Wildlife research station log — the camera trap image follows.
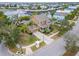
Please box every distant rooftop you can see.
[56,10,71,14]
[68,6,78,9]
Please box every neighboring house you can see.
[56,10,72,14]
[0,3,5,8]
[31,4,38,10]
[76,5,79,8]
[53,7,77,20]
[40,5,47,10]
[53,10,70,20]
[47,12,52,19]
[68,6,78,10]
[64,6,78,12]
[53,15,65,21]
[31,14,51,31]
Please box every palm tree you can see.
[0,11,25,55]
[0,11,19,49]
[0,24,20,48]
[65,8,79,20]
[55,20,73,36]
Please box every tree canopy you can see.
[19,16,30,21]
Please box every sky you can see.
[0,0,79,2]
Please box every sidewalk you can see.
[22,40,43,56]
[48,31,59,38]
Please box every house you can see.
[76,5,79,8]
[40,5,47,10]
[68,6,78,10]
[28,25,39,33]
[0,3,5,8]
[56,10,72,14]
[53,15,66,21]
[53,10,70,20]
[53,7,76,20]
[31,14,51,31]
[64,6,78,12]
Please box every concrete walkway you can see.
[22,40,43,56]
[33,31,54,45]
[22,47,33,56]
[75,51,79,56]
[48,31,59,38]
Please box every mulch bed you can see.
[63,50,78,56]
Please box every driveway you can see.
[33,31,53,45]
[32,38,66,56]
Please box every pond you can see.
[2,9,31,17]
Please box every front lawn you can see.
[31,41,46,51]
[17,33,39,46]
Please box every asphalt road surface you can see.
[0,43,11,56]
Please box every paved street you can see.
[32,37,66,56]
[70,17,79,34]
[0,43,11,56]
